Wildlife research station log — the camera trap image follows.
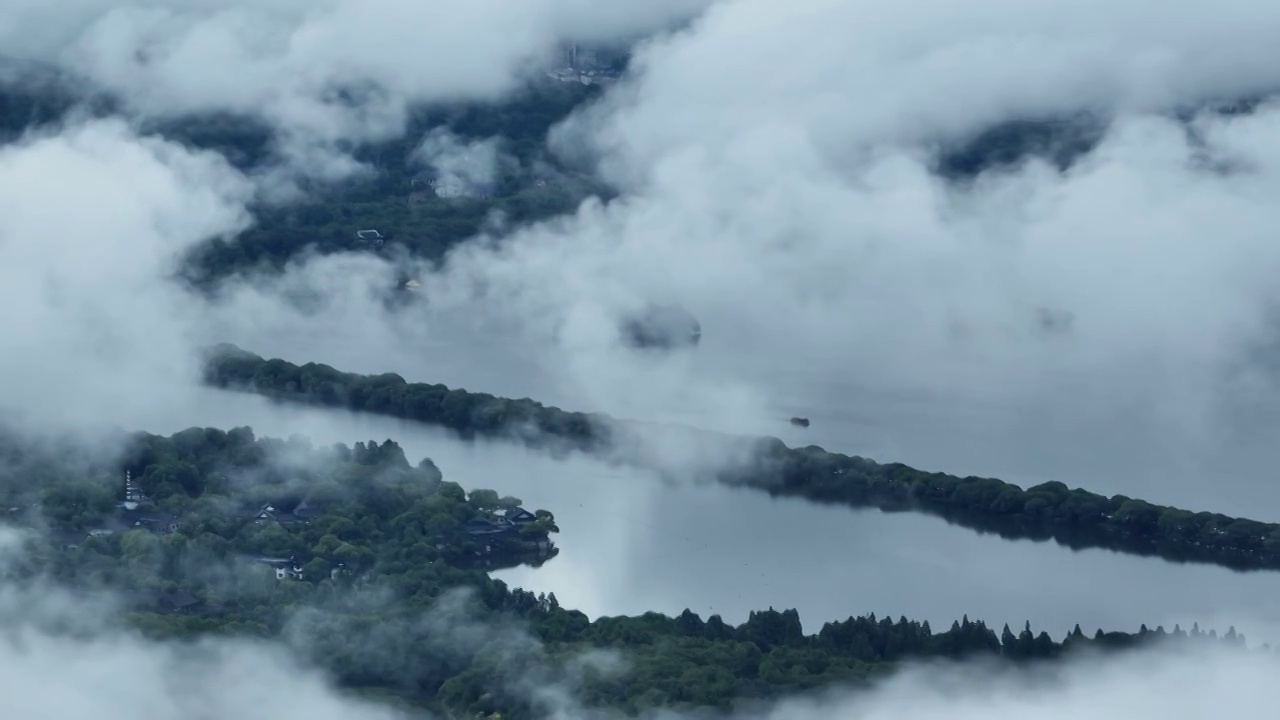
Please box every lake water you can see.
[115,387,1280,643]
[239,323,1280,520]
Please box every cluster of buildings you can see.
[355,228,384,246]
[49,472,331,555]
[52,472,182,551]
[405,171,498,201]
[544,42,628,85]
[418,174,494,200]
[46,473,553,596]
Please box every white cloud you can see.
[0,119,250,434]
[412,128,502,196]
[350,102,1280,450]
[4,0,1280,525]
[732,644,1277,720]
[577,0,1280,185]
[0,0,712,150]
[345,0,1280,448]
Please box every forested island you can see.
[203,346,1280,575]
[0,423,1252,718]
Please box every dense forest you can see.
[0,423,1252,718]
[203,345,1280,575]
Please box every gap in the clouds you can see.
[175,80,615,290]
[932,91,1277,182]
[933,112,1107,179]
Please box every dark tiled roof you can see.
[293,498,326,519]
[465,516,518,536]
[52,530,86,547]
[155,591,202,611]
[121,509,179,525]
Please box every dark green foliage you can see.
[143,112,275,170]
[179,81,611,286]
[935,114,1105,178]
[25,423,559,605]
[0,84,73,141]
[0,73,608,288]
[204,346,1280,574]
[0,63,119,142]
[0,76,79,141]
[1,421,1254,718]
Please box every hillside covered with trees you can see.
[0,423,1253,719]
[203,345,1280,575]
[0,65,610,289]
[170,80,611,288]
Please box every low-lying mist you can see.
[0,527,1275,720]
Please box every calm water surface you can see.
[243,326,1280,519]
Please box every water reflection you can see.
[117,388,1280,642]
